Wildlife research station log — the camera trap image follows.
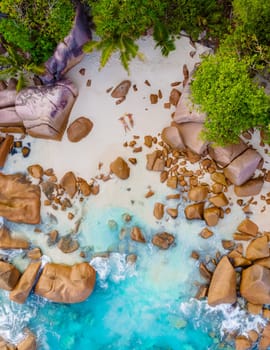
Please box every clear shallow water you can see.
[0,206,261,349]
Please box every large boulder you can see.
[10,262,41,304]
[35,262,96,303]
[208,139,248,168]
[0,261,21,291]
[172,122,208,155]
[41,3,92,82]
[0,107,23,127]
[208,256,237,306]
[0,173,40,224]
[223,149,262,186]
[161,126,185,150]
[234,177,264,197]
[0,226,29,249]
[110,157,130,179]
[245,236,269,261]
[0,89,17,108]
[15,80,78,140]
[240,265,270,304]
[173,82,206,124]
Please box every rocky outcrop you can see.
[67,116,93,142]
[207,256,237,306]
[173,81,206,124]
[240,265,270,304]
[15,80,78,140]
[35,262,96,303]
[110,157,130,179]
[208,139,248,168]
[10,262,41,304]
[0,261,21,291]
[223,149,262,186]
[0,173,41,224]
[161,126,185,150]
[41,3,92,83]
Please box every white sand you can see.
[2,35,270,265]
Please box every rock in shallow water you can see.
[35,262,96,303]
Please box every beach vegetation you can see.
[191,52,270,146]
[0,0,76,64]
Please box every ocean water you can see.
[0,204,264,349]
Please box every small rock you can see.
[237,219,258,236]
[204,207,220,226]
[22,146,30,158]
[27,164,43,179]
[27,248,42,260]
[152,232,175,249]
[184,203,204,220]
[67,117,93,142]
[150,94,158,104]
[60,171,77,198]
[110,157,130,180]
[153,202,164,220]
[199,228,213,239]
[111,80,131,98]
[169,88,181,106]
[130,226,146,243]
[0,261,21,291]
[57,235,79,253]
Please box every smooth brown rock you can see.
[246,236,269,261]
[240,265,270,304]
[211,172,227,186]
[0,226,29,249]
[237,219,258,236]
[111,80,131,98]
[0,173,40,224]
[27,248,42,260]
[0,135,14,168]
[184,203,204,220]
[35,262,96,303]
[15,80,78,140]
[259,323,270,350]
[235,336,252,350]
[207,256,237,306]
[173,122,208,155]
[208,193,228,207]
[166,207,178,218]
[169,88,181,106]
[188,185,208,202]
[208,139,248,168]
[0,261,21,291]
[234,177,264,197]
[204,207,220,226]
[27,164,43,179]
[161,126,185,150]
[60,171,77,198]
[223,149,262,186]
[67,116,93,142]
[110,157,130,180]
[152,232,175,249]
[130,226,146,243]
[10,262,41,304]
[173,82,206,124]
[199,227,213,239]
[17,330,36,350]
[153,202,164,220]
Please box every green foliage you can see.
[0,0,76,64]
[162,0,230,41]
[84,0,176,71]
[0,44,45,91]
[190,52,270,145]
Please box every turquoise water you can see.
[0,206,260,349]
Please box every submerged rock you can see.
[152,232,175,249]
[35,262,96,303]
[234,177,264,197]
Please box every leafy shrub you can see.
[191,52,270,145]
[0,0,76,64]
[83,0,175,71]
